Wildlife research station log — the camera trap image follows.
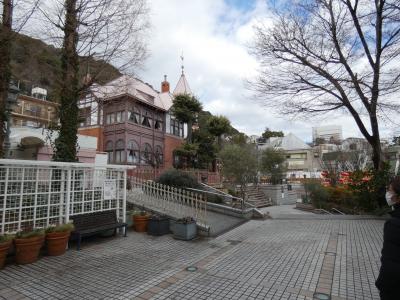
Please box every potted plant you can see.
[14,228,45,265]
[0,234,14,269]
[126,210,140,228]
[147,215,170,236]
[133,210,150,232]
[171,217,197,240]
[45,223,74,256]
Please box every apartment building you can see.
[11,87,58,128]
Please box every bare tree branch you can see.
[250,0,400,170]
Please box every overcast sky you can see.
[135,0,398,143]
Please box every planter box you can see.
[133,215,150,232]
[171,222,197,240]
[126,213,134,228]
[147,217,170,236]
[295,202,314,211]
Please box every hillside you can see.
[10,33,121,101]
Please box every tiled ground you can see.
[0,218,384,300]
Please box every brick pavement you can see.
[0,218,384,300]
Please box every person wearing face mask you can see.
[375,176,400,299]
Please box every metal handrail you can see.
[332,208,345,215]
[199,182,231,197]
[186,187,248,210]
[186,187,242,201]
[314,208,333,215]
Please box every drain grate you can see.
[313,292,331,300]
[227,239,242,245]
[186,266,198,272]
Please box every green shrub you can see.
[205,194,224,204]
[16,228,45,239]
[155,169,201,189]
[348,164,391,211]
[227,189,238,197]
[0,234,14,243]
[305,182,357,213]
[46,223,75,233]
[305,181,329,207]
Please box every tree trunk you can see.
[217,135,222,149]
[53,0,79,162]
[187,120,193,143]
[369,112,383,171]
[371,136,383,171]
[0,0,13,158]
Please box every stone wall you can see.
[259,184,300,205]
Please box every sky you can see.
[20,0,397,143]
[137,0,399,143]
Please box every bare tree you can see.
[0,0,13,158]
[39,0,149,161]
[251,0,400,171]
[0,0,40,157]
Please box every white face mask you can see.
[386,191,396,206]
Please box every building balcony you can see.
[13,106,55,121]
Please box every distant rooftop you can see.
[258,133,311,151]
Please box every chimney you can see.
[161,75,170,93]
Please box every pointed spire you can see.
[173,52,192,95]
[180,51,184,75]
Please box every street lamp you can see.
[3,83,19,158]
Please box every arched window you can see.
[155,145,163,165]
[141,143,152,164]
[105,141,113,163]
[127,140,140,164]
[115,139,125,163]
[127,106,140,124]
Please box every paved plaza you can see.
[0,212,384,300]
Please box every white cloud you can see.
[135,0,397,142]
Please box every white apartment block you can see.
[312,125,342,143]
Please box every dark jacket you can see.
[376,203,400,299]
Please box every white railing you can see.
[0,159,128,234]
[127,177,208,229]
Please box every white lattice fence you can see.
[127,177,208,229]
[0,159,127,234]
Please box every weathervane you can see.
[180,51,184,75]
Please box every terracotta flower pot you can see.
[46,231,70,256]
[14,236,44,265]
[133,215,149,232]
[0,240,12,269]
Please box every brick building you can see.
[78,71,192,169]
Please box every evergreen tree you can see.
[171,94,202,143]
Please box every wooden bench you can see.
[70,210,127,250]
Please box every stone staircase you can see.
[244,185,272,208]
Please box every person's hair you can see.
[390,176,400,195]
